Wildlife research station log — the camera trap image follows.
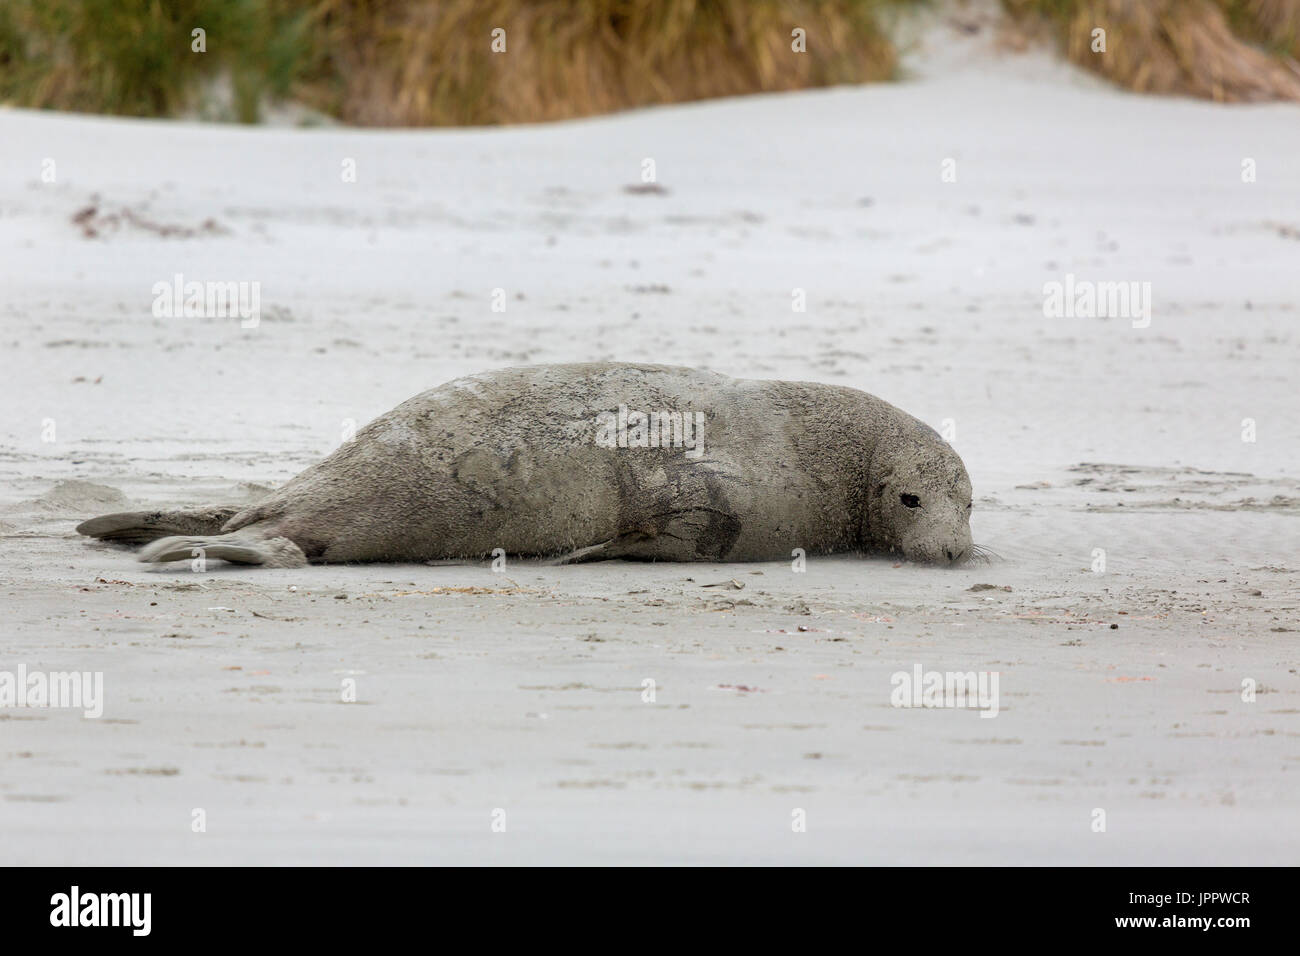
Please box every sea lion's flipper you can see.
[549,540,621,565]
[549,505,742,564]
[77,506,240,545]
[137,532,307,569]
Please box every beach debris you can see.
[72,197,229,239]
[701,579,745,590]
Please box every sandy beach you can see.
[1,19,1297,864]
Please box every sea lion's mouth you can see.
[907,543,997,566]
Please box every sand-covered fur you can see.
[79,363,974,568]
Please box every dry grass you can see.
[1005,0,1300,102]
[1221,0,1300,57]
[302,0,900,126]
[0,0,902,125]
[5,0,1299,124]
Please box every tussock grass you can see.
[301,0,898,126]
[3,0,1298,124]
[0,0,318,122]
[1221,0,1300,58]
[1005,0,1300,102]
[0,0,899,125]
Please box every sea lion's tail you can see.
[76,506,240,545]
[137,532,307,568]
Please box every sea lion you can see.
[77,363,976,568]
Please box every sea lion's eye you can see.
[900,494,921,509]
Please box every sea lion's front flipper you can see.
[549,505,743,564]
[615,507,743,562]
[549,540,621,565]
[138,532,306,569]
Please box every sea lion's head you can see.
[868,422,974,566]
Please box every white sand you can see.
[1,15,1298,864]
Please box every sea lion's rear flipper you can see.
[137,532,307,569]
[76,506,240,545]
